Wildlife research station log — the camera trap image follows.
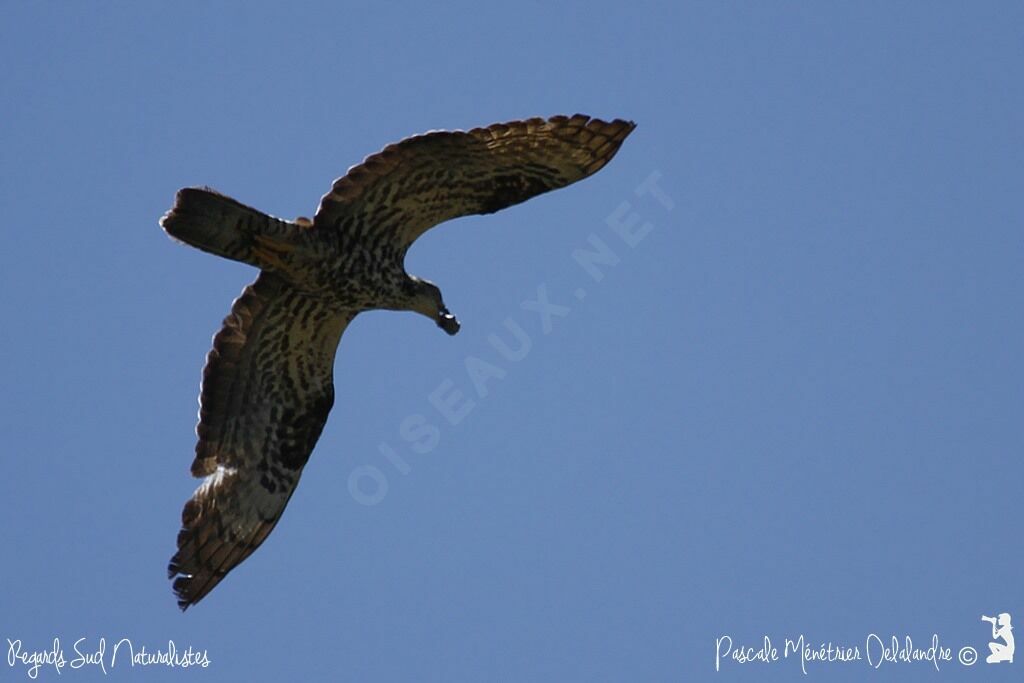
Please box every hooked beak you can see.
[437,308,461,335]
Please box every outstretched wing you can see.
[312,114,635,249]
[168,272,354,610]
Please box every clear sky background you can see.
[1,3,1021,682]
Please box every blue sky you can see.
[1,2,1021,681]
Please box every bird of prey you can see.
[161,114,635,610]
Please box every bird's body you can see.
[162,114,635,609]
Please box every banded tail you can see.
[160,187,303,270]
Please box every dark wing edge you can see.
[168,272,354,610]
[312,114,636,248]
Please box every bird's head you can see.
[410,277,460,335]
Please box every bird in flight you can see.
[161,114,635,609]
